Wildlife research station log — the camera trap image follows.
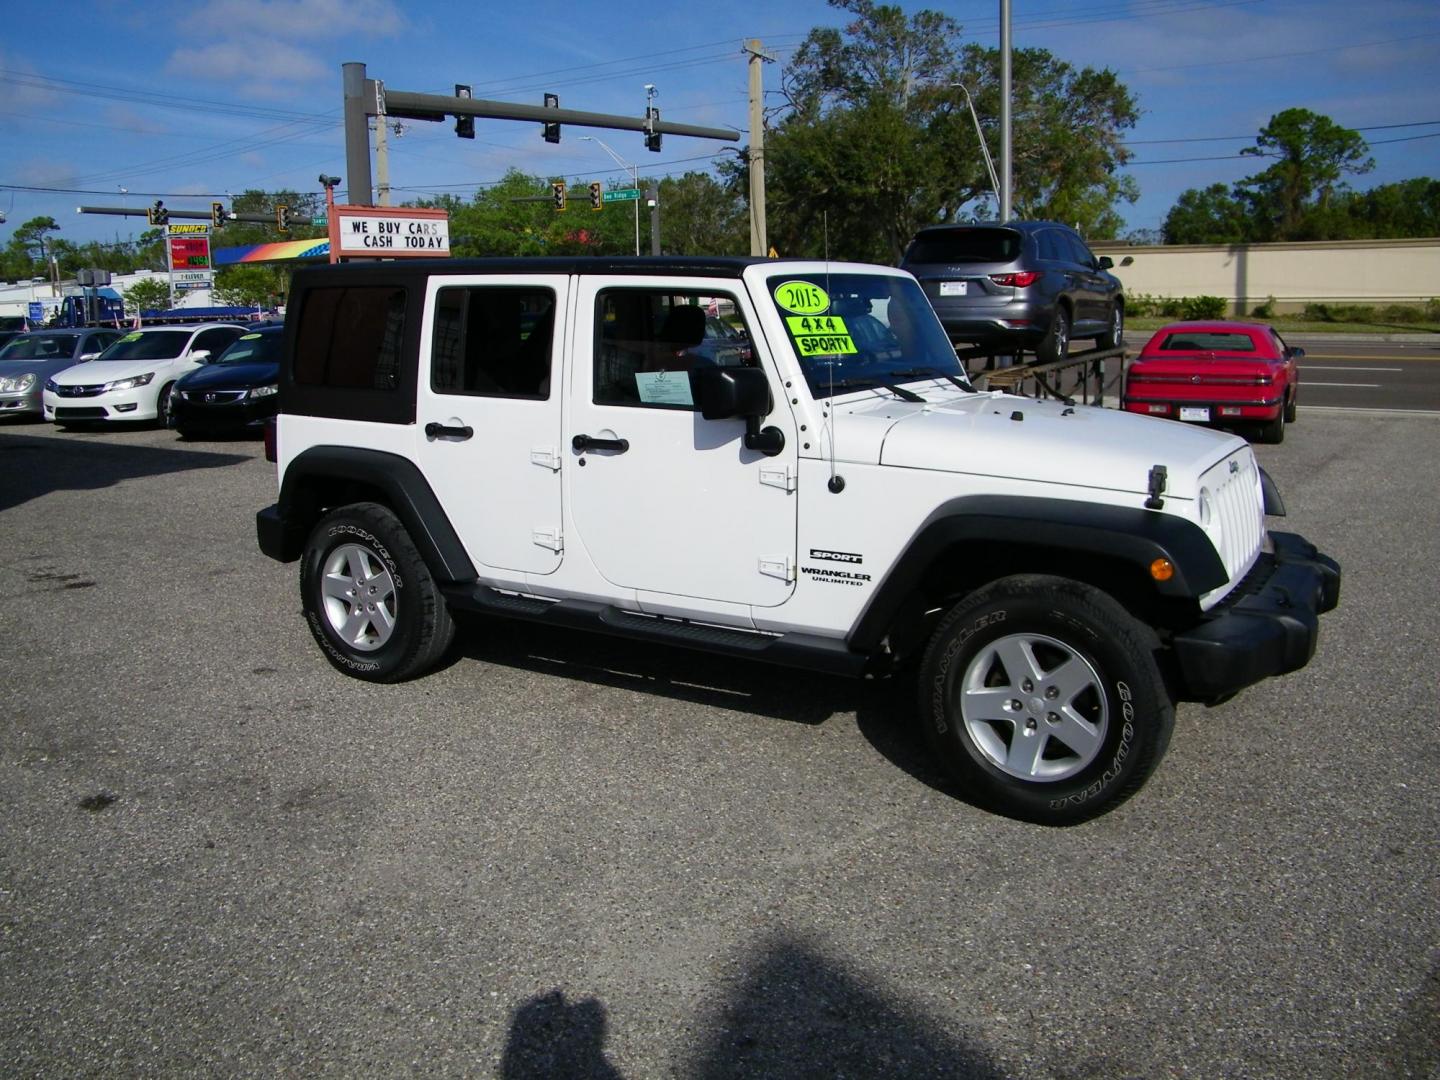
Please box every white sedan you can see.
[43,323,246,426]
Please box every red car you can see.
[1122,321,1302,443]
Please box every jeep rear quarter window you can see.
[286,282,418,424]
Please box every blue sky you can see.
[2,0,1437,251]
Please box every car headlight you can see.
[103,372,155,392]
[45,378,59,393]
[248,384,279,399]
[0,373,35,392]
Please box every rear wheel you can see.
[1036,307,1070,364]
[300,502,455,682]
[917,575,1174,825]
[1098,303,1124,350]
[1259,410,1285,444]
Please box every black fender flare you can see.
[847,495,1227,653]
[263,446,477,585]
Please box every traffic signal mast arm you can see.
[79,204,285,226]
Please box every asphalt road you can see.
[1291,337,1440,413]
[1,413,1437,1078]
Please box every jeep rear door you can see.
[415,274,569,576]
[568,276,798,609]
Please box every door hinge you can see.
[533,527,563,553]
[758,555,795,583]
[530,446,562,471]
[759,464,796,492]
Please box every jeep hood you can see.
[826,389,1248,500]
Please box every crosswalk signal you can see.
[147,200,169,226]
[589,182,603,211]
[455,84,474,139]
[211,201,226,228]
[551,181,566,211]
[644,107,662,153]
[542,92,560,144]
[275,204,290,232]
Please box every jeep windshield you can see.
[767,273,968,400]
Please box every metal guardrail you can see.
[960,345,1127,406]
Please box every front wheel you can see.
[300,502,455,682]
[156,383,176,429]
[917,575,1174,825]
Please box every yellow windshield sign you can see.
[773,281,830,315]
[785,314,856,355]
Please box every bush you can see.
[1251,296,1276,319]
[1180,295,1227,320]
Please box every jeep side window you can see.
[295,286,406,390]
[593,289,751,409]
[431,286,555,399]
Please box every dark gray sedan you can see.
[0,328,123,417]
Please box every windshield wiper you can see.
[886,366,975,392]
[821,376,926,403]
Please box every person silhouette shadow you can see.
[500,989,623,1079]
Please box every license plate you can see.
[1179,407,1211,422]
[939,281,968,297]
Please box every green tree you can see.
[1237,108,1373,240]
[213,264,288,309]
[761,0,1139,261]
[13,216,61,264]
[122,276,172,313]
[1163,183,1252,244]
[658,172,748,255]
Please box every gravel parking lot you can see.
[1,413,1436,1078]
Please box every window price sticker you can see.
[785,315,857,355]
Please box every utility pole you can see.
[999,0,1012,223]
[374,116,391,207]
[744,40,775,257]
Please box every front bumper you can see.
[42,388,157,421]
[0,389,41,414]
[1123,396,1282,423]
[1170,531,1341,702]
[173,393,276,431]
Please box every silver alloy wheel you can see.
[958,632,1109,782]
[320,542,398,651]
[1053,313,1069,357]
[1112,306,1123,345]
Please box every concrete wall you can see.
[1090,237,1440,314]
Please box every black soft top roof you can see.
[292,255,776,288]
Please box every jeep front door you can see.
[568,278,798,609]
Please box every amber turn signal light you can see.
[1150,558,1175,582]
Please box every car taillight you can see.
[990,271,1042,288]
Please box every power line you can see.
[1120,29,1440,74]
[1122,120,1440,146]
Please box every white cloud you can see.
[166,40,329,84]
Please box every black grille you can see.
[56,385,105,398]
[55,406,107,418]
[182,390,247,404]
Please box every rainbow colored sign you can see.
[213,239,330,265]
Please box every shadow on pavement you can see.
[500,935,1003,1079]
[0,431,250,511]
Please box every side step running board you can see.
[441,584,869,676]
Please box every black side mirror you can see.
[1097,256,1114,270]
[689,366,785,457]
[1290,347,1305,360]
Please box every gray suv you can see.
[901,221,1125,363]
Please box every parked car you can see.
[0,328,123,418]
[1121,321,1301,444]
[900,220,1125,363]
[172,325,284,438]
[43,323,246,427]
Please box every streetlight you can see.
[580,135,640,256]
[952,84,1000,216]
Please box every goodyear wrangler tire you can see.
[917,574,1174,825]
[300,502,455,683]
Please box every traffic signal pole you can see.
[340,61,740,208]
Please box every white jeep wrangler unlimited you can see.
[257,257,1339,824]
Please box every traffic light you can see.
[551,181,566,211]
[542,92,560,144]
[147,200,169,226]
[275,204,290,232]
[211,201,226,229]
[589,182,603,211]
[455,84,474,140]
[644,107,662,153]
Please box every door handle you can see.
[572,433,629,453]
[425,422,473,440]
